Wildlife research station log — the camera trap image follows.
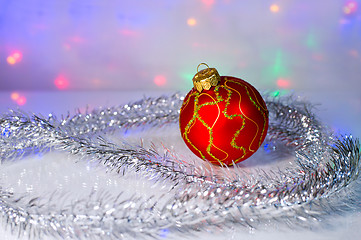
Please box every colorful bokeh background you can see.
[1,0,360,92]
[0,0,360,136]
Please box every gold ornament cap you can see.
[192,63,221,92]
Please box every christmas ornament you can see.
[179,63,269,166]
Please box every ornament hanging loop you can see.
[197,63,210,73]
[192,63,221,92]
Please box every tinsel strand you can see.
[0,94,360,239]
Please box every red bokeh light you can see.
[276,78,291,88]
[6,51,23,65]
[54,75,70,90]
[344,1,358,14]
[202,0,215,8]
[154,75,167,86]
[16,96,27,106]
[13,52,22,60]
[119,29,139,37]
[10,92,27,106]
[69,36,85,43]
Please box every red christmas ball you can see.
[179,64,269,166]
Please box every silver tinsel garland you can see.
[0,93,360,239]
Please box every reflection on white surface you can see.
[0,152,172,203]
[0,127,360,240]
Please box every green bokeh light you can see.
[181,72,194,81]
[271,89,290,97]
[272,50,288,77]
[306,32,318,50]
[262,49,291,85]
[179,72,194,91]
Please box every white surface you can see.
[0,90,360,240]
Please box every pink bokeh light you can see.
[6,51,23,65]
[54,74,70,90]
[119,29,139,37]
[201,0,215,8]
[10,92,27,106]
[154,75,167,87]
[276,78,291,88]
[16,96,27,106]
[344,1,358,14]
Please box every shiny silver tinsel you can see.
[0,93,360,239]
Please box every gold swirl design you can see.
[182,91,229,165]
[225,78,269,151]
[224,80,258,152]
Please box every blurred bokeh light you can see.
[0,0,360,92]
